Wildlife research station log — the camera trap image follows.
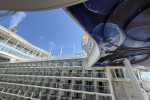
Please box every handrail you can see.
[0,72,108,78]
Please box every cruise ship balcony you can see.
[31,87,40,99]
[49,90,59,100]
[18,86,27,97]
[60,79,72,90]
[84,81,95,92]
[0,66,108,79]
[73,84,83,91]
[59,91,71,100]
[96,81,111,94]
[96,86,111,94]
[39,89,50,100]
[55,70,62,76]
[84,85,95,92]
[42,78,52,87]
[72,80,83,91]
[98,96,113,100]
[84,94,96,100]
[23,86,33,98]
[71,92,82,100]
[62,69,72,77]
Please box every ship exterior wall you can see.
[112,81,138,100]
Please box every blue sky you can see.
[1,8,85,55]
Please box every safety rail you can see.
[0,81,111,94]
[0,61,83,68]
[0,72,108,78]
[73,84,83,91]
[62,83,72,89]
[58,96,70,100]
[0,83,112,100]
[96,86,111,94]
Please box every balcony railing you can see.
[0,71,108,78]
[73,84,83,91]
[49,95,58,100]
[84,85,95,92]
[62,83,72,89]
[70,99,82,100]
[96,86,111,94]
[58,96,70,100]
[72,73,83,77]
[50,82,60,88]
[55,72,62,76]
[63,73,72,77]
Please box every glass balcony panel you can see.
[3,87,8,92]
[7,88,13,93]
[0,87,3,91]
[12,79,17,83]
[35,81,43,86]
[84,85,95,92]
[50,95,58,100]
[38,71,43,75]
[84,73,93,77]
[96,86,111,94]
[94,72,107,78]
[49,72,55,76]
[63,73,72,77]
[50,82,59,88]
[58,97,70,100]
[17,79,23,84]
[34,71,38,75]
[43,71,49,76]
[62,83,71,89]
[18,90,25,96]
[99,96,112,100]
[73,84,83,91]
[12,89,19,94]
[42,82,50,87]
[8,79,13,83]
[24,91,32,97]
[32,92,39,98]
[23,79,30,84]
[55,72,61,76]
[72,73,82,77]
[40,94,47,100]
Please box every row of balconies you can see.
[0,75,110,94]
[0,71,107,78]
[0,83,111,100]
[0,61,82,68]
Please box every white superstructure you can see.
[0,25,49,62]
[0,33,149,100]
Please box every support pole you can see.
[123,59,146,100]
[73,44,75,55]
[60,46,63,56]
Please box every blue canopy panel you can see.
[0,10,14,23]
[66,0,150,66]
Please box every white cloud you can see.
[40,36,45,39]
[9,12,26,29]
[50,42,55,46]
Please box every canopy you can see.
[66,0,150,67]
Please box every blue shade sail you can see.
[67,0,150,66]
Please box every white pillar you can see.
[123,59,146,100]
[105,68,115,100]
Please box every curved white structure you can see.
[0,25,49,62]
[81,34,101,67]
[0,0,86,11]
